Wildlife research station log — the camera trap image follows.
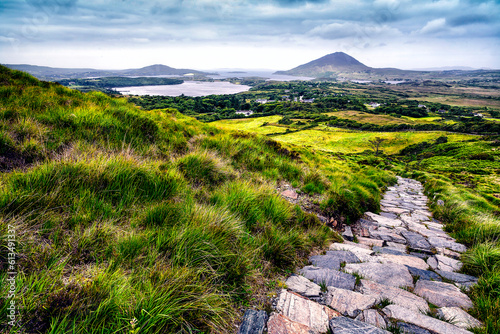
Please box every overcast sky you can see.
[1,0,499,70]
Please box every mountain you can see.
[2,63,210,81]
[274,52,370,77]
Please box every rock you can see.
[435,270,477,284]
[383,305,473,334]
[355,309,387,329]
[405,266,442,281]
[436,307,482,329]
[386,242,407,250]
[365,212,404,228]
[276,289,339,333]
[437,199,445,206]
[401,231,433,251]
[342,226,354,241]
[380,212,398,219]
[285,275,321,298]
[379,253,429,270]
[299,266,356,290]
[238,309,268,334]
[372,246,408,257]
[383,207,410,215]
[427,237,467,253]
[329,243,374,262]
[325,287,377,317]
[357,237,384,248]
[409,252,429,260]
[325,250,361,264]
[267,313,315,334]
[413,280,473,309]
[396,322,432,334]
[309,255,341,270]
[281,189,298,200]
[368,228,407,244]
[427,255,463,272]
[329,316,390,334]
[344,262,414,289]
[358,279,429,313]
[436,247,461,260]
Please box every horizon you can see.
[1,1,499,70]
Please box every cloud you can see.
[309,21,402,40]
[419,18,447,34]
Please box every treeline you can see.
[57,76,183,89]
[327,116,500,134]
[365,99,475,118]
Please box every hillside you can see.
[2,63,210,81]
[0,65,395,333]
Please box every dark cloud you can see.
[448,14,494,27]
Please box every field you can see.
[213,116,475,154]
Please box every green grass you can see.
[0,65,395,333]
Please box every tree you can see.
[368,137,386,156]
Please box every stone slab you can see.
[365,212,404,227]
[325,287,377,317]
[238,309,268,334]
[396,322,432,334]
[359,279,430,313]
[281,189,298,200]
[309,255,341,270]
[435,270,477,284]
[382,304,473,334]
[344,262,414,289]
[413,280,473,309]
[405,266,442,281]
[276,289,339,333]
[379,253,429,270]
[299,266,356,290]
[329,316,390,334]
[285,275,321,298]
[401,230,433,251]
[427,255,463,272]
[355,309,387,329]
[267,313,315,334]
[357,237,384,248]
[325,250,361,264]
[436,307,481,329]
[428,237,467,253]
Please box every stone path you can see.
[238,177,481,334]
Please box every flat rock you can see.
[329,316,390,334]
[342,226,354,241]
[325,287,377,317]
[344,262,414,289]
[355,309,387,329]
[379,253,429,270]
[386,242,407,250]
[359,279,429,313]
[413,280,473,309]
[380,212,398,219]
[369,228,407,244]
[365,212,404,228]
[281,189,298,200]
[238,309,268,334]
[329,243,375,262]
[299,266,356,290]
[372,246,408,257]
[383,207,410,215]
[436,307,482,329]
[436,247,461,260]
[325,250,361,264]
[435,270,477,284]
[267,313,315,334]
[396,322,432,334]
[285,275,321,298]
[427,255,462,272]
[382,304,473,334]
[309,255,341,270]
[428,237,467,253]
[405,266,442,281]
[276,289,339,333]
[401,231,433,251]
[357,237,384,248]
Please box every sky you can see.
[0,0,499,70]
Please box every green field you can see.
[213,116,475,154]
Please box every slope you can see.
[0,65,394,333]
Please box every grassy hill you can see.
[0,65,395,333]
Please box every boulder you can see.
[325,287,377,317]
[344,262,414,289]
[329,316,390,334]
[285,275,321,298]
[413,280,473,309]
[299,266,356,290]
[238,309,268,334]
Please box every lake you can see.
[116,81,252,97]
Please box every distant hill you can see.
[275,52,370,77]
[2,63,210,81]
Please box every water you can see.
[207,70,314,82]
[115,81,252,97]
